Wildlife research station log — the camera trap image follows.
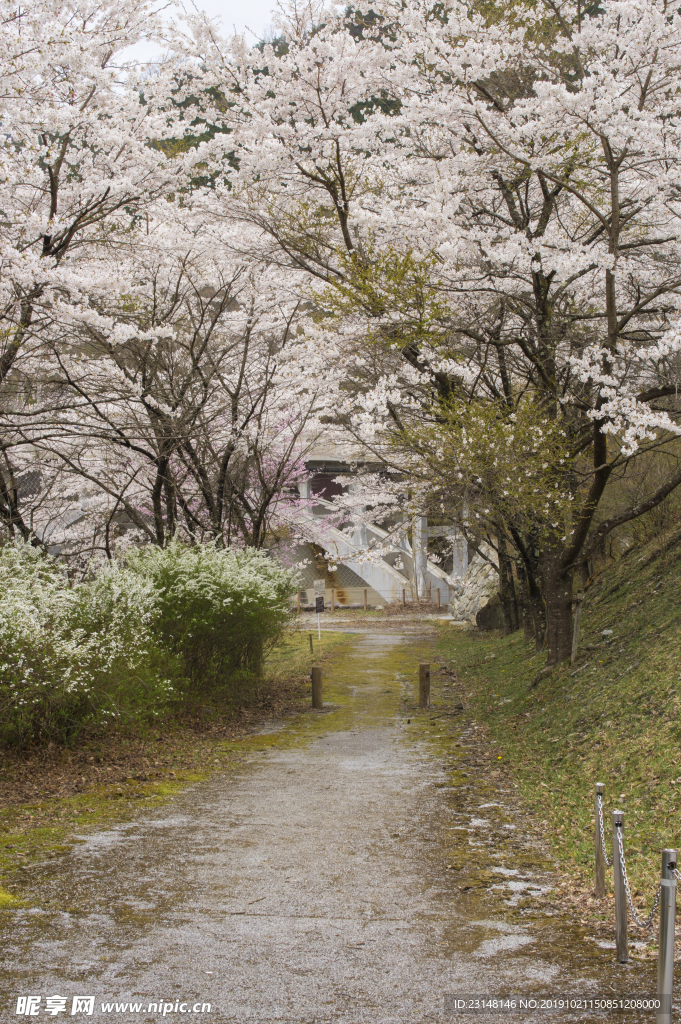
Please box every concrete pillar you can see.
[352,514,368,550]
[413,517,428,599]
[347,484,368,551]
[451,528,468,580]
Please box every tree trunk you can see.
[497,535,520,634]
[515,559,535,643]
[529,581,547,653]
[509,525,546,650]
[542,550,574,665]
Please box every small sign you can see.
[315,595,325,613]
[313,578,325,597]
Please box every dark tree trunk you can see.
[528,578,547,653]
[163,474,177,541]
[0,456,31,542]
[151,463,166,547]
[515,559,535,643]
[497,536,520,634]
[542,547,574,665]
[509,525,546,650]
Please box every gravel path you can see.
[1,633,656,1022]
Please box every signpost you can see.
[313,579,325,640]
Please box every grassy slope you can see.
[436,526,681,925]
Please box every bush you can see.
[120,543,298,703]
[0,544,176,746]
[0,542,298,746]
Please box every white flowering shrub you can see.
[0,542,298,746]
[0,544,178,746]
[120,543,299,701]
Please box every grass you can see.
[0,628,348,897]
[436,525,681,931]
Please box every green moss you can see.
[0,886,18,906]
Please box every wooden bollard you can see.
[363,588,367,611]
[437,589,441,609]
[311,665,323,709]
[331,588,335,612]
[419,663,430,708]
[402,588,406,607]
[297,591,301,613]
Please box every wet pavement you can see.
[0,633,659,1022]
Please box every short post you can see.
[657,848,677,1024]
[363,588,367,611]
[297,591,301,613]
[595,782,606,897]
[309,633,313,655]
[419,663,430,708]
[331,588,335,613]
[612,810,627,963]
[311,665,323,709]
[571,593,584,665]
[402,588,406,608]
[437,589,441,610]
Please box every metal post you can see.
[311,666,323,709]
[363,588,367,611]
[595,782,605,897]
[612,810,627,962]
[657,848,677,1024]
[419,663,430,708]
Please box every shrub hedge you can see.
[0,542,298,747]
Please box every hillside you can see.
[436,526,681,938]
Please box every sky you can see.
[123,0,278,66]
[186,0,276,39]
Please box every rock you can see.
[476,593,505,631]
[449,546,500,622]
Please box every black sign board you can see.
[315,596,325,613]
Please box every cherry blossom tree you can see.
[0,0,207,551]
[2,221,340,556]
[5,0,681,669]
[189,0,681,663]
[0,0,204,379]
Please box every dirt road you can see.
[1,633,656,1022]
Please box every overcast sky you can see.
[123,0,278,66]
[188,0,276,39]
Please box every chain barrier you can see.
[597,795,613,867]
[596,785,678,1012]
[617,826,661,929]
